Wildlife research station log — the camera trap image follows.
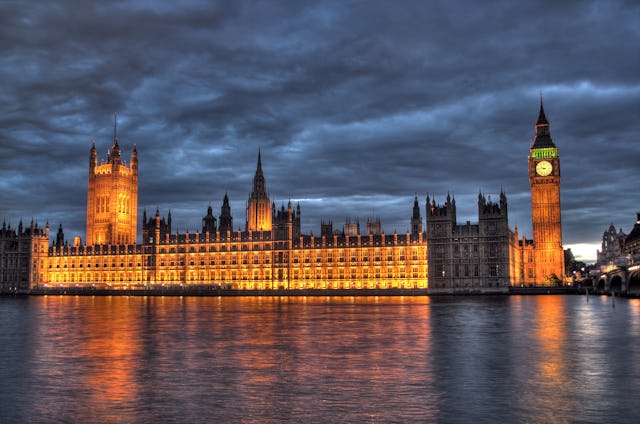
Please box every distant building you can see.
[596,224,626,266]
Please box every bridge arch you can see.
[610,275,623,295]
[628,271,640,295]
[597,277,606,293]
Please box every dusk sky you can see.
[1,0,638,262]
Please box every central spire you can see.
[113,112,120,148]
[246,149,272,231]
[252,149,266,196]
[110,112,121,162]
[257,148,262,173]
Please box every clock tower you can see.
[529,100,564,284]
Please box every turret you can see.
[202,204,217,233]
[253,149,265,194]
[90,141,97,169]
[108,113,121,164]
[131,143,138,172]
[426,194,456,221]
[478,191,507,218]
[500,190,508,216]
[56,224,64,248]
[411,196,422,238]
[321,220,333,237]
[219,193,233,233]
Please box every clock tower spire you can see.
[528,99,564,284]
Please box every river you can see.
[1,294,638,423]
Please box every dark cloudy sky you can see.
[1,0,639,261]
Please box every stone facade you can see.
[0,220,49,292]
[426,192,518,292]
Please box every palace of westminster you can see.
[1,104,568,293]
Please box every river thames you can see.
[1,294,639,423]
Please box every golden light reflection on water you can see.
[7,295,639,423]
[30,296,145,421]
[79,296,142,405]
[536,296,566,380]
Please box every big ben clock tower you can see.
[529,100,565,284]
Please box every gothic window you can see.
[489,264,499,277]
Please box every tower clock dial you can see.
[535,160,553,176]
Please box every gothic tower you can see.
[86,114,138,245]
[246,150,272,231]
[219,193,233,233]
[528,100,564,283]
[202,205,217,234]
[411,196,422,239]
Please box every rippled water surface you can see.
[1,295,639,423]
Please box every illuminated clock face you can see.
[536,160,553,176]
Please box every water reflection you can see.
[0,295,639,423]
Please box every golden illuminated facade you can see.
[246,151,272,232]
[35,150,428,290]
[42,229,427,290]
[528,101,565,283]
[1,104,569,293]
[86,117,138,246]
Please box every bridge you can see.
[595,262,640,296]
